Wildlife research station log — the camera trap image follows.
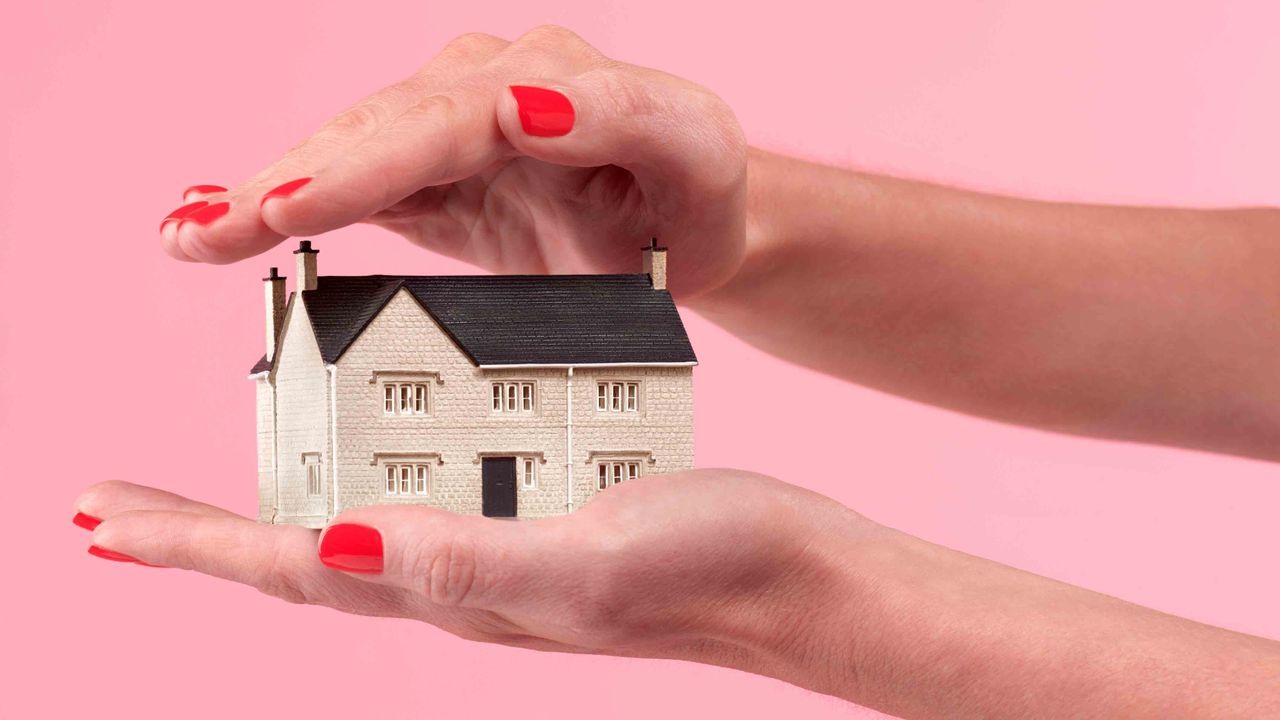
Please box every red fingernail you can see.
[88,545,140,563]
[180,201,230,227]
[319,523,384,574]
[160,200,209,231]
[509,85,575,137]
[73,512,101,531]
[184,184,227,198]
[261,177,313,206]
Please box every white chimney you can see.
[264,267,286,362]
[642,237,667,291]
[294,240,318,292]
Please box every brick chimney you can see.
[294,240,318,291]
[642,237,667,291]
[264,267,286,362]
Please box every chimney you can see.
[264,267,286,362]
[642,237,667,291]
[294,240,318,291]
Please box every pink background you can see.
[3,2,1278,718]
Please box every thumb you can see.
[317,505,562,608]
[497,69,746,196]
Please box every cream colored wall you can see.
[270,299,330,527]
[254,376,275,522]
[570,366,694,510]
[331,288,695,519]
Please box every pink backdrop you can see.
[3,2,1278,718]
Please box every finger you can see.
[92,509,411,616]
[73,479,241,526]
[259,26,600,238]
[317,504,576,611]
[496,68,747,197]
[182,184,228,203]
[163,32,510,264]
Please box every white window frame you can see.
[382,381,431,416]
[383,462,432,497]
[520,457,537,490]
[596,382,640,413]
[596,460,641,490]
[491,381,536,414]
[304,454,322,497]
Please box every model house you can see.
[249,240,695,527]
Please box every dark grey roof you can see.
[250,274,696,372]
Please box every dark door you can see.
[482,457,517,518]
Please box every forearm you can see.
[689,149,1280,460]
[762,516,1280,718]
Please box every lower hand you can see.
[75,470,869,687]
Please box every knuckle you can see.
[325,101,386,135]
[517,24,590,54]
[252,545,320,606]
[522,24,578,43]
[413,534,480,606]
[438,32,506,62]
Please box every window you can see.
[491,382,535,413]
[596,382,640,413]
[304,454,322,497]
[384,463,431,496]
[596,461,640,490]
[383,382,429,416]
[520,457,536,490]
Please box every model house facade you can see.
[249,241,695,527]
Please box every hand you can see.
[161,26,747,297]
[74,470,868,685]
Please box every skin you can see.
[92,25,1278,718]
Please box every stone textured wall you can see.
[569,366,694,510]
[271,299,331,527]
[330,288,695,519]
[254,377,275,522]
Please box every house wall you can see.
[569,366,694,510]
[270,299,331,527]
[330,288,694,520]
[254,376,275,522]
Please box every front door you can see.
[482,457,517,518]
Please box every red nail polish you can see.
[73,512,101,531]
[509,85,575,137]
[160,200,209,231]
[184,184,227,198]
[319,523,384,574]
[88,545,140,563]
[180,201,230,227]
[261,177,313,206]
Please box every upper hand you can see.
[161,26,748,297]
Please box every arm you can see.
[163,27,1280,461]
[693,151,1280,461]
[76,474,1280,719]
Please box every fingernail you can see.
[73,512,101,531]
[180,201,230,227]
[160,200,209,231]
[183,184,227,199]
[261,177,313,206]
[88,545,141,563]
[509,85,575,137]
[319,523,384,574]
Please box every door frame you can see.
[481,456,518,518]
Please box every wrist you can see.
[688,496,892,703]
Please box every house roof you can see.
[250,274,696,373]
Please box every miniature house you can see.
[249,240,695,527]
